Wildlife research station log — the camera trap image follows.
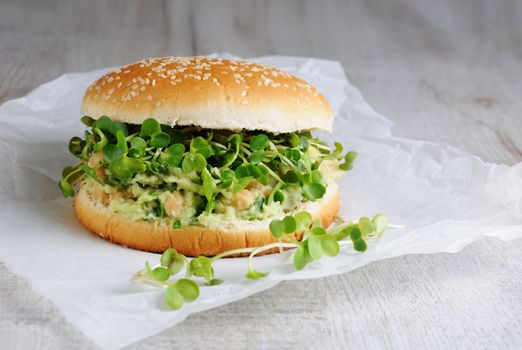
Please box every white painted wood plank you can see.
[0,0,521,349]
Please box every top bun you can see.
[82,57,332,132]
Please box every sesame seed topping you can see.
[88,57,323,112]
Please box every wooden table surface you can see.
[1,1,521,349]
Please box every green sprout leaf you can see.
[359,217,375,238]
[150,132,170,148]
[311,226,327,236]
[182,153,207,173]
[372,214,389,236]
[349,226,362,241]
[307,236,323,260]
[160,248,178,267]
[248,150,265,164]
[164,285,185,310]
[108,156,146,179]
[175,279,200,301]
[294,211,313,230]
[162,126,185,144]
[273,190,285,203]
[293,244,311,270]
[151,267,170,281]
[269,219,285,238]
[103,144,125,162]
[232,176,253,193]
[334,225,353,241]
[181,155,194,173]
[219,169,234,188]
[320,235,340,256]
[189,256,214,283]
[129,136,146,152]
[192,153,207,172]
[140,118,161,137]
[191,136,213,158]
[202,168,218,202]
[282,216,297,234]
[68,137,85,158]
[282,170,300,183]
[287,133,299,147]
[339,151,357,170]
[160,248,186,275]
[246,269,270,280]
[95,115,127,136]
[303,182,326,201]
[93,128,108,152]
[81,116,95,127]
[58,179,75,197]
[250,134,269,151]
[168,143,185,156]
[353,239,368,252]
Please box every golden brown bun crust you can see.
[82,57,332,132]
[74,185,340,257]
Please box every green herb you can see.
[58,117,357,224]
[132,211,390,310]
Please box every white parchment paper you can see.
[0,55,521,349]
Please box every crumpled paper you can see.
[0,54,521,349]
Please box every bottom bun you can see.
[74,183,340,256]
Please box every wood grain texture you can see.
[0,0,521,349]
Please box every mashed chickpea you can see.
[164,192,185,218]
[230,189,256,210]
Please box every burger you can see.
[59,56,356,256]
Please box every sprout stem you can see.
[247,242,297,272]
[259,163,284,184]
[211,247,256,261]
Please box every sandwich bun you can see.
[82,57,332,133]
[74,182,340,256]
